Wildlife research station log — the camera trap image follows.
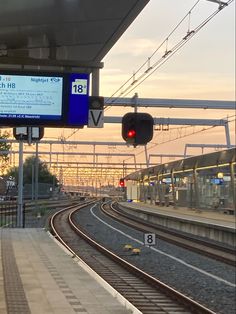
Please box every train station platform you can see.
[119,201,235,227]
[118,202,236,246]
[0,228,132,314]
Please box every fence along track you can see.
[0,199,75,228]
[50,201,215,314]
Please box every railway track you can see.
[101,201,236,267]
[0,198,76,212]
[50,201,215,314]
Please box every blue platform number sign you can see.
[71,78,88,95]
[68,73,89,126]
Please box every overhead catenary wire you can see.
[64,0,234,141]
[104,0,233,110]
[104,0,202,107]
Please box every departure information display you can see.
[0,74,63,120]
[0,71,89,127]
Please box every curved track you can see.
[49,201,215,314]
[102,201,236,266]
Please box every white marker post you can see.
[144,233,156,246]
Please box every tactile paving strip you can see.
[1,229,31,314]
[36,245,87,313]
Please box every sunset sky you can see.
[101,0,235,100]
[5,0,236,184]
[72,0,235,153]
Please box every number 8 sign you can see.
[144,233,156,246]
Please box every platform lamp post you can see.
[18,139,24,227]
[13,127,44,227]
[35,141,39,216]
[13,127,27,228]
[31,163,35,200]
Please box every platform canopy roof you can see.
[0,0,149,71]
[125,148,236,181]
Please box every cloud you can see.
[108,38,159,58]
[101,64,235,100]
[101,68,123,74]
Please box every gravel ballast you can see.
[74,203,236,314]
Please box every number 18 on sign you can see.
[71,79,88,95]
[144,233,156,246]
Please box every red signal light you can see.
[122,113,154,145]
[119,178,125,187]
[127,129,136,138]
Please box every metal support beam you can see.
[31,164,34,200]
[0,139,129,145]
[93,145,96,166]
[171,170,177,208]
[193,168,200,209]
[149,153,192,164]
[225,123,231,148]
[230,162,235,215]
[184,143,235,157]
[133,155,137,171]
[17,141,24,228]
[45,161,149,167]
[144,146,149,168]
[49,144,52,168]
[0,57,103,69]
[0,150,135,158]
[104,116,229,126]
[206,0,228,6]
[104,97,235,110]
[35,142,39,212]
[92,68,100,96]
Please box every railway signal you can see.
[122,112,154,146]
[119,178,125,187]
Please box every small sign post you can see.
[144,233,156,246]
[88,96,104,128]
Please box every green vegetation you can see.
[0,130,11,174]
[6,155,59,186]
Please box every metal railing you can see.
[0,202,25,228]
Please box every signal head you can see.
[122,112,153,146]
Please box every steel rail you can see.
[49,200,95,253]
[49,201,215,314]
[102,201,236,266]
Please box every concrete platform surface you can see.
[0,228,132,314]
[119,202,236,229]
